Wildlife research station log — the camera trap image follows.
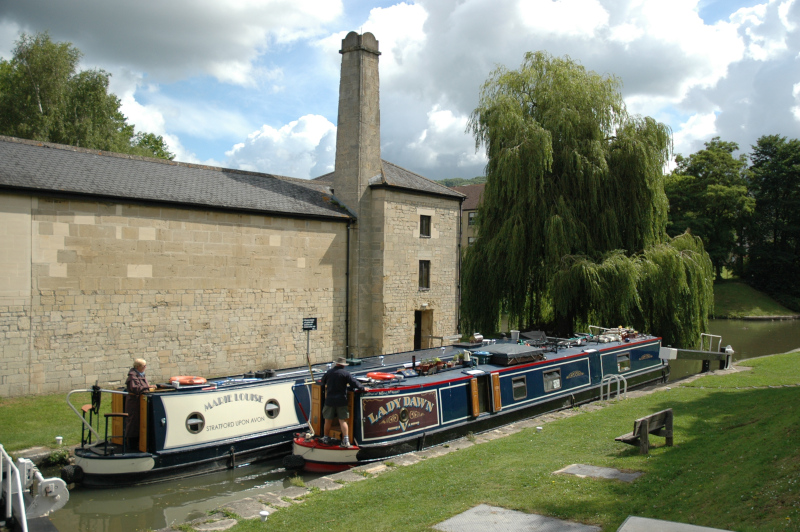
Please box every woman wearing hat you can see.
[320,357,364,448]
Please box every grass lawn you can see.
[226,353,800,532]
[0,390,110,453]
[713,280,795,318]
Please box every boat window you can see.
[617,354,631,373]
[186,412,205,434]
[543,369,561,392]
[265,399,280,419]
[512,376,527,400]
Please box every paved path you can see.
[150,365,750,532]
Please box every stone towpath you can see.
[154,366,747,532]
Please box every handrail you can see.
[1,444,27,532]
[601,374,628,401]
[699,333,722,353]
[66,388,128,441]
[1,445,70,532]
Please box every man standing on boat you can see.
[125,358,154,449]
[320,357,364,448]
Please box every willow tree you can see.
[462,52,713,347]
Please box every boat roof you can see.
[350,332,660,389]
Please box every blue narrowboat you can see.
[290,327,669,472]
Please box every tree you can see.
[665,138,754,279]
[746,135,800,308]
[462,52,714,347]
[133,132,175,161]
[0,32,172,159]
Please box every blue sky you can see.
[2,0,798,181]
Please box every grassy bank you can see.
[0,390,106,452]
[713,280,795,318]
[227,353,800,532]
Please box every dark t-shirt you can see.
[321,365,363,407]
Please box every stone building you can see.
[0,31,463,397]
[451,184,485,249]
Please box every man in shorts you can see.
[321,357,364,448]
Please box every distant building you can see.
[0,32,463,397]
[451,184,484,249]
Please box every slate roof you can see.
[0,136,352,220]
[315,160,464,200]
[451,184,485,210]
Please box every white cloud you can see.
[2,0,343,86]
[673,112,719,158]
[404,105,486,170]
[519,0,609,37]
[224,115,336,178]
[792,82,800,121]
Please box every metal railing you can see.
[1,444,69,532]
[601,374,628,401]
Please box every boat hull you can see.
[292,438,360,473]
[292,333,670,469]
[66,377,314,487]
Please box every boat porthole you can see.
[186,412,205,434]
[399,408,409,423]
[265,399,280,419]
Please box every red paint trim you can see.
[303,461,354,473]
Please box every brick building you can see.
[0,32,463,397]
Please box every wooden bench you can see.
[615,408,673,454]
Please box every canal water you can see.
[48,319,800,532]
[670,318,800,379]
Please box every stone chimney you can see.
[333,32,382,358]
[333,31,382,217]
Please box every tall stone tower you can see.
[333,32,383,358]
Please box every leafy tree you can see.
[746,135,800,308]
[133,132,175,161]
[665,138,754,279]
[462,51,713,347]
[438,176,486,187]
[0,32,172,159]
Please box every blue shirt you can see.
[320,365,363,407]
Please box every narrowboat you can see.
[62,368,319,487]
[289,326,671,472]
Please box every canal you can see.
[48,318,800,532]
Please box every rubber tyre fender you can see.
[283,454,306,470]
[61,464,84,484]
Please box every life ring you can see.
[366,372,397,381]
[170,375,207,385]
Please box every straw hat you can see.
[335,357,349,366]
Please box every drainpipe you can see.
[345,220,351,358]
[456,198,464,335]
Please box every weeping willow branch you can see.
[462,51,712,346]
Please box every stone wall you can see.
[379,189,461,354]
[0,192,348,397]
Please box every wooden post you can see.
[638,418,650,454]
[665,409,674,447]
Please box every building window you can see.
[512,376,527,401]
[420,215,431,238]
[468,237,476,246]
[617,354,630,373]
[419,260,430,290]
[543,369,561,392]
[468,211,477,226]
